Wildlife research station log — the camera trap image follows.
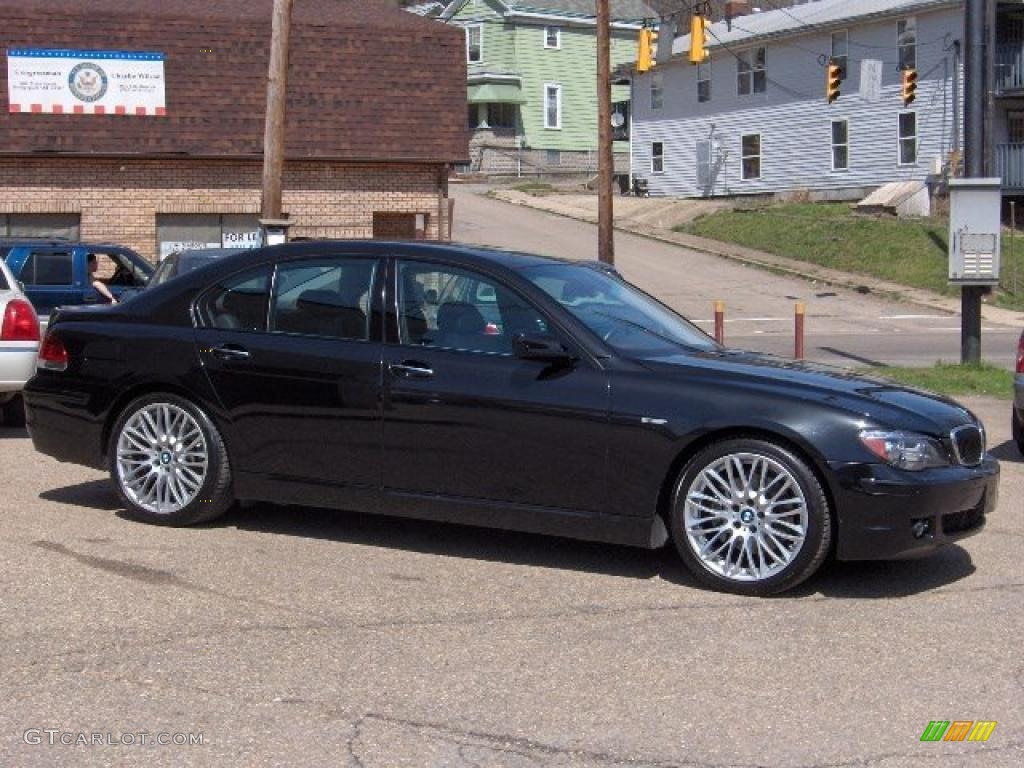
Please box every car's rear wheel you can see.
[1,394,26,428]
[669,438,831,596]
[1013,409,1024,456]
[109,394,233,526]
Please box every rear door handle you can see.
[390,361,433,379]
[211,344,250,361]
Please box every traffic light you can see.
[637,27,655,73]
[826,62,841,103]
[901,68,917,106]
[689,14,709,64]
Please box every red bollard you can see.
[714,300,725,345]
[794,302,805,359]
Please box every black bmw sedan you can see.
[24,242,999,595]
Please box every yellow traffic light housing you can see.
[637,27,655,73]
[826,62,841,103]
[689,14,709,64]
[901,68,917,106]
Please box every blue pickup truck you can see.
[1,239,153,319]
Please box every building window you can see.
[546,149,561,166]
[466,25,482,63]
[0,213,80,240]
[651,142,664,174]
[897,18,916,71]
[898,112,917,165]
[697,59,711,102]
[831,30,848,80]
[651,73,663,110]
[544,27,561,49]
[156,214,262,260]
[741,134,761,179]
[737,47,766,96]
[544,83,562,129]
[486,103,516,129]
[831,119,849,171]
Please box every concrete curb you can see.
[489,190,1024,329]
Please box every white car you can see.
[0,258,40,427]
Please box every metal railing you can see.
[997,143,1024,189]
[996,43,1024,92]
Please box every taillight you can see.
[38,332,68,372]
[1,299,40,341]
[1017,332,1024,375]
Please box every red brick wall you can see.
[0,157,449,261]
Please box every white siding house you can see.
[631,0,965,198]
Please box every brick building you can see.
[0,0,468,261]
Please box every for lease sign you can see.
[6,48,166,116]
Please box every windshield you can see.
[522,263,717,357]
[148,257,178,287]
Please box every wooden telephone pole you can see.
[261,0,293,230]
[597,0,615,265]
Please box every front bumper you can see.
[829,456,999,560]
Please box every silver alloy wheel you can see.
[115,403,208,515]
[682,452,809,582]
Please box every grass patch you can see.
[510,181,555,196]
[677,203,1024,311]
[865,363,1014,400]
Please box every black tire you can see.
[1,395,26,428]
[669,438,832,596]
[108,393,234,526]
[1013,408,1024,456]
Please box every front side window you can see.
[21,251,73,285]
[741,134,761,180]
[544,26,561,49]
[831,120,849,171]
[651,142,665,174]
[197,266,272,332]
[466,25,482,63]
[271,258,377,341]
[544,83,562,129]
[737,47,766,95]
[651,73,663,110]
[831,30,848,80]
[523,264,716,358]
[898,18,916,71]
[396,261,548,355]
[898,112,917,165]
[697,59,712,102]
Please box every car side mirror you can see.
[513,334,574,363]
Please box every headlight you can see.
[859,430,950,471]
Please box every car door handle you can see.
[390,361,434,379]
[211,344,250,361]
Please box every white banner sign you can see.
[859,59,883,103]
[222,230,262,249]
[7,48,166,116]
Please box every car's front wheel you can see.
[109,394,233,526]
[669,438,832,596]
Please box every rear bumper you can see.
[829,457,999,560]
[1014,373,1023,420]
[23,375,107,470]
[0,344,38,393]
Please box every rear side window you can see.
[271,258,377,341]
[22,251,73,285]
[197,267,272,331]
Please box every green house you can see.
[440,0,656,174]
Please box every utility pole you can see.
[962,0,985,363]
[260,0,294,244]
[597,0,614,265]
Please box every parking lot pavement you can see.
[1,396,1021,767]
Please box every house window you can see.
[741,134,761,179]
[831,30,848,80]
[697,59,711,102]
[737,47,766,95]
[544,83,562,129]
[898,112,917,165]
[651,73,663,110]
[486,103,516,129]
[466,25,482,63]
[546,149,561,166]
[544,27,561,49]
[831,119,849,171]
[898,18,916,71]
[651,142,664,174]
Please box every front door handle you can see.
[390,361,434,379]
[211,344,250,361]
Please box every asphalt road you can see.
[1,395,1021,767]
[451,187,1021,369]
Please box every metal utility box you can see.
[948,178,1002,285]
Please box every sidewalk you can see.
[489,189,1024,328]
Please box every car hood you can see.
[639,349,978,435]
